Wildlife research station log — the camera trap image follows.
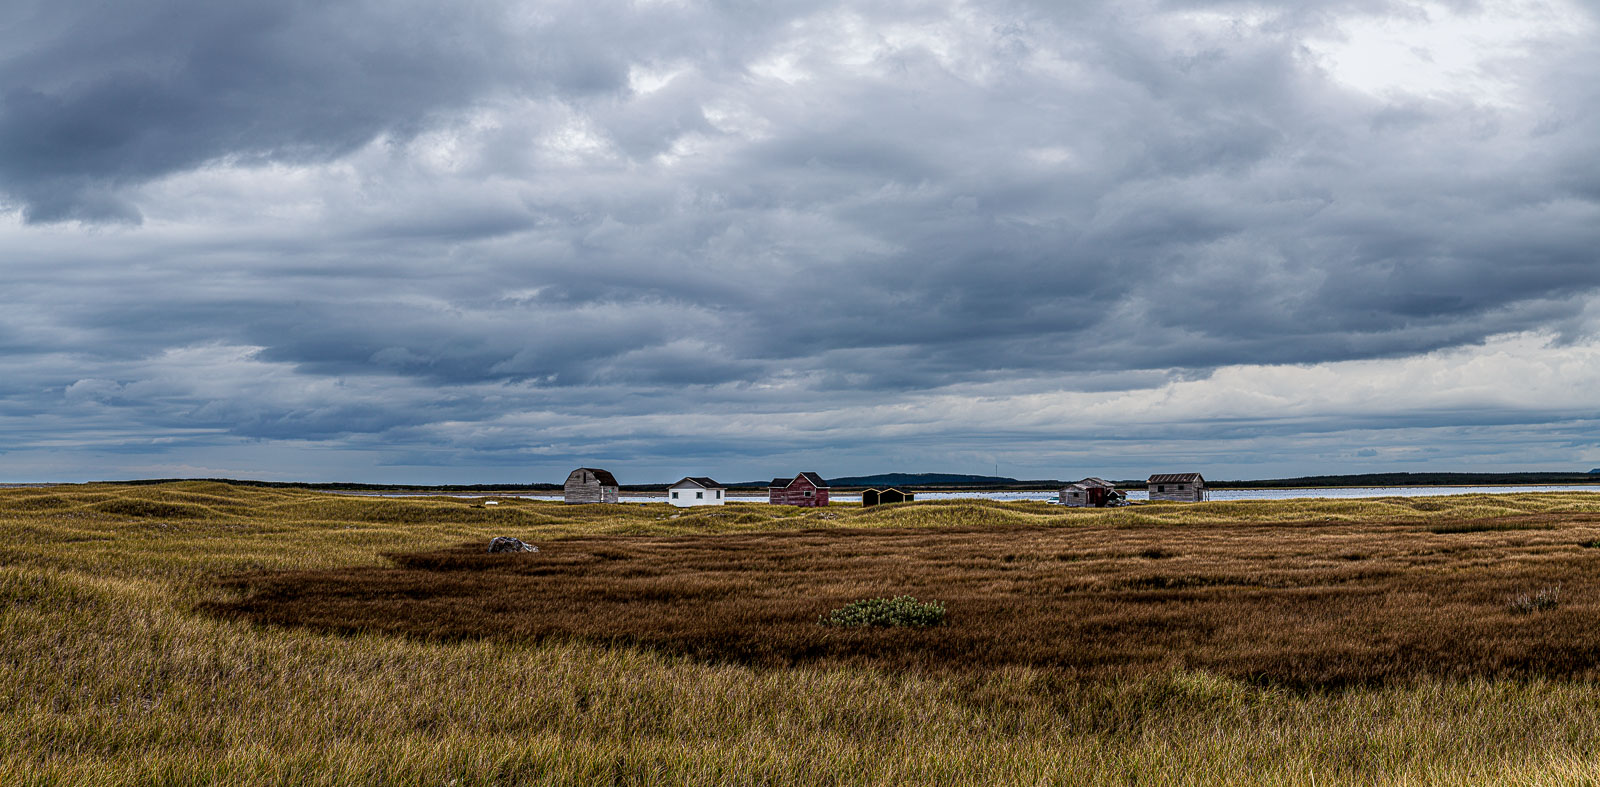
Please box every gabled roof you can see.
[1148,472,1204,484]
[1077,477,1116,488]
[770,472,831,489]
[569,467,619,486]
[670,476,725,489]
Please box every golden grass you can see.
[5,482,1600,784]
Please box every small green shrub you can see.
[820,595,946,628]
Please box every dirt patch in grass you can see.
[211,513,1600,688]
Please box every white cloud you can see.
[1304,0,1593,105]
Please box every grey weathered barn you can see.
[563,467,620,504]
[1059,477,1117,507]
[1147,472,1206,502]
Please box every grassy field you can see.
[8,482,1600,784]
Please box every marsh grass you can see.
[1509,586,1562,615]
[7,482,1600,784]
[217,507,1600,687]
[1429,521,1551,534]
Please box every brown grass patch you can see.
[211,512,1600,688]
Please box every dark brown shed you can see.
[862,488,914,507]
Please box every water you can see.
[342,485,1600,503]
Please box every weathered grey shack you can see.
[1060,477,1117,507]
[861,488,913,507]
[563,467,619,504]
[1147,473,1206,502]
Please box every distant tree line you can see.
[102,470,1600,493]
[108,478,563,492]
[1201,472,1600,489]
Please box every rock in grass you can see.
[487,537,538,554]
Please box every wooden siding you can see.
[1061,478,1116,507]
[769,475,829,507]
[1147,481,1205,502]
[1060,486,1091,507]
[668,478,725,507]
[564,468,619,504]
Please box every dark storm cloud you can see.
[0,0,773,223]
[2,0,1599,481]
[5,1,481,221]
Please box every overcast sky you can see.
[2,0,1598,484]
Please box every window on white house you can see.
[671,491,678,499]
[715,490,722,499]
[696,491,703,499]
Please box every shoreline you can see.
[316,483,1600,500]
[6,480,1599,496]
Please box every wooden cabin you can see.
[861,488,914,507]
[1147,472,1206,502]
[563,467,619,504]
[1059,477,1117,507]
[668,477,726,508]
[768,472,830,507]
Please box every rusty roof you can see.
[1147,473,1204,484]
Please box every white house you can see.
[667,477,727,507]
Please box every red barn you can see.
[768,472,830,507]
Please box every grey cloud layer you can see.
[0,0,760,222]
[2,0,1598,479]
